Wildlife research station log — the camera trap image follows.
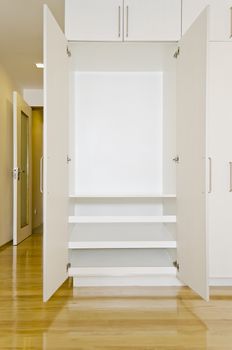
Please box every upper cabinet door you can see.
[124,0,181,41]
[182,0,232,41]
[176,8,209,300]
[43,5,69,302]
[65,0,123,41]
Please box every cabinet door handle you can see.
[229,162,232,192]
[40,156,43,194]
[118,6,121,38]
[126,6,129,38]
[208,157,212,194]
[230,7,232,38]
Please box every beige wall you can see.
[32,108,43,230]
[0,64,16,246]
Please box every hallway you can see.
[0,233,232,349]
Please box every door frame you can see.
[13,91,32,245]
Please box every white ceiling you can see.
[0,0,65,90]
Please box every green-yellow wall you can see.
[0,64,15,246]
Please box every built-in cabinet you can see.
[65,0,123,41]
[208,43,232,281]
[123,0,181,41]
[65,0,181,41]
[43,1,232,302]
[182,0,232,41]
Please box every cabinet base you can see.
[73,275,183,287]
[210,278,232,286]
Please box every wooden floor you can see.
[0,234,232,349]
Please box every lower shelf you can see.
[69,266,176,276]
[68,215,176,223]
[69,247,177,287]
[69,248,176,267]
[69,267,181,287]
[69,241,176,249]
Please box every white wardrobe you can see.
[43,0,232,302]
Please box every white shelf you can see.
[69,240,176,249]
[69,248,176,268]
[68,215,176,224]
[69,226,176,249]
[69,194,176,198]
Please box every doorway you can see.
[31,107,43,234]
[13,92,32,245]
[13,92,44,244]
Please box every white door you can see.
[124,0,181,41]
[65,0,123,41]
[13,92,32,245]
[176,8,209,300]
[208,43,232,279]
[43,5,69,302]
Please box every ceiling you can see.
[0,0,65,90]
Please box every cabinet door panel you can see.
[65,0,123,41]
[182,0,232,41]
[176,8,209,300]
[43,5,69,302]
[210,0,232,41]
[209,43,232,278]
[182,0,209,35]
[124,0,181,41]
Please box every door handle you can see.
[229,162,232,192]
[208,157,212,194]
[13,167,22,181]
[126,6,129,38]
[118,6,121,38]
[40,156,44,194]
[230,7,232,38]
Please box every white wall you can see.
[71,71,163,195]
[23,89,43,107]
[0,64,17,246]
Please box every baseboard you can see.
[32,224,43,234]
[72,275,232,288]
[0,240,12,251]
[210,278,232,286]
[73,275,183,287]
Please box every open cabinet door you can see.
[176,8,209,300]
[43,5,69,302]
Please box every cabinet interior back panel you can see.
[71,72,163,195]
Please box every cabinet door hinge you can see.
[172,156,180,163]
[66,262,71,272]
[173,260,180,271]
[173,47,180,59]
[66,46,71,57]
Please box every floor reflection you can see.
[0,233,232,349]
